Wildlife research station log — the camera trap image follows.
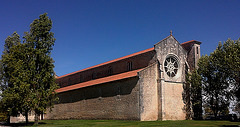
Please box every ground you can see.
[0,120,239,127]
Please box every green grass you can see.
[26,120,240,127]
[1,120,239,127]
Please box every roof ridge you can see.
[154,35,172,46]
[57,47,154,79]
[181,40,196,45]
[57,38,200,79]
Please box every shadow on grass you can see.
[0,122,46,126]
[221,125,240,127]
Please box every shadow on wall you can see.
[58,77,139,104]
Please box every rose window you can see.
[164,56,179,77]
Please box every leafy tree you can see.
[234,103,240,115]
[182,79,191,120]
[0,112,7,121]
[0,13,58,125]
[198,54,231,119]
[9,43,33,124]
[216,39,240,102]
[0,32,27,124]
[214,39,240,116]
[23,13,58,124]
[186,69,202,120]
[193,38,240,119]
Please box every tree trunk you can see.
[25,111,28,124]
[34,112,39,125]
[41,112,43,120]
[214,111,218,119]
[7,114,10,125]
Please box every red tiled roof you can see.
[56,69,141,93]
[55,39,199,93]
[56,40,198,80]
[181,40,196,45]
[57,47,154,79]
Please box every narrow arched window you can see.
[196,47,199,54]
[116,85,121,100]
[79,75,82,83]
[68,78,71,86]
[92,72,96,79]
[127,61,133,71]
[108,66,113,76]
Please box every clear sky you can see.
[0,0,240,76]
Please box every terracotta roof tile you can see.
[55,69,141,93]
[181,40,196,45]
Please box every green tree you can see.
[198,54,231,119]
[0,13,58,125]
[0,32,27,124]
[217,39,240,102]
[186,69,202,120]
[23,13,58,124]
[214,39,240,115]
[9,43,33,124]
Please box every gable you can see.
[154,35,188,82]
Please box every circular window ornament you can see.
[164,55,179,77]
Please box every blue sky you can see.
[0,0,240,76]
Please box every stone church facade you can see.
[45,34,201,121]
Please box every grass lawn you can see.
[15,120,239,127]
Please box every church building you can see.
[45,33,201,121]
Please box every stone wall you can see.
[187,44,195,71]
[154,35,187,120]
[186,43,201,71]
[10,111,35,123]
[45,77,140,120]
[161,82,185,120]
[138,62,159,121]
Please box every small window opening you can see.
[92,73,96,79]
[79,75,82,83]
[185,64,189,73]
[127,61,133,71]
[98,88,102,100]
[117,85,121,100]
[118,86,121,95]
[196,47,199,54]
[68,78,71,86]
[108,66,113,76]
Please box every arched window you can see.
[79,75,82,83]
[92,72,96,79]
[127,61,133,71]
[108,66,113,76]
[68,78,71,86]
